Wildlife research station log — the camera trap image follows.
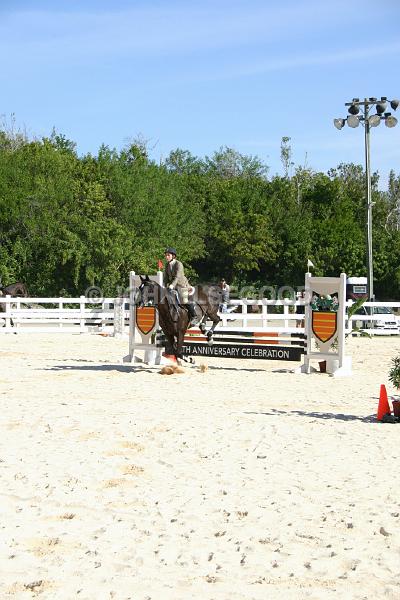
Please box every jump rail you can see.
[158,328,306,361]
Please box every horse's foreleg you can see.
[176,329,195,365]
[163,331,179,361]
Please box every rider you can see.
[163,247,200,326]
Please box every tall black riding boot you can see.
[185,303,200,326]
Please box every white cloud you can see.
[208,41,400,81]
[1,0,398,88]
[0,0,363,62]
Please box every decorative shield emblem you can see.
[312,311,337,343]
[136,306,156,335]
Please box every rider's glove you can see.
[168,284,174,290]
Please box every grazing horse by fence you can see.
[136,276,221,363]
[0,282,29,325]
[0,282,29,298]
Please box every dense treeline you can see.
[1,127,400,299]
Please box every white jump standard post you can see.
[113,297,125,338]
[297,272,352,377]
[123,271,164,366]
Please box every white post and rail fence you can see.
[1,273,399,355]
[0,296,124,334]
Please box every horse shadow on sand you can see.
[42,363,154,374]
[43,362,265,374]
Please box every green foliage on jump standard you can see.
[1,125,400,298]
[389,355,400,390]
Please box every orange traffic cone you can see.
[377,384,391,421]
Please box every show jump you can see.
[123,271,352,376]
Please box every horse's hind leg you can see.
[199,315,207,334]
[205,313,221,342]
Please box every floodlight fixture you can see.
[347,115,360,128]
[390,99,399,110]
[376,101,387,114]
[333,118,345,130]
[368,115,381,127]
[385,114,398,128]
[348,103,360,115]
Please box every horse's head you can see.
[135,275,161,308]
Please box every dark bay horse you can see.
[0,282,29,325]
[0,282,29,297]
[136,276,221,363]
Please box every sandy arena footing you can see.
[0,333,399,599]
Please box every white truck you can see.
[346,277,400,335]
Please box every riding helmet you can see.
[165,247,177,256]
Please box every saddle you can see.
[166,288,180,307]
[166,289,200,324]
[165,289,186,321]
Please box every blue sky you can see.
[1,0,399,187]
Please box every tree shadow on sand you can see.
[244,408,377,423]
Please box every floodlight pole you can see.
[364,102,374,301]
[344,97,375,301]
[336,96,399,302]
